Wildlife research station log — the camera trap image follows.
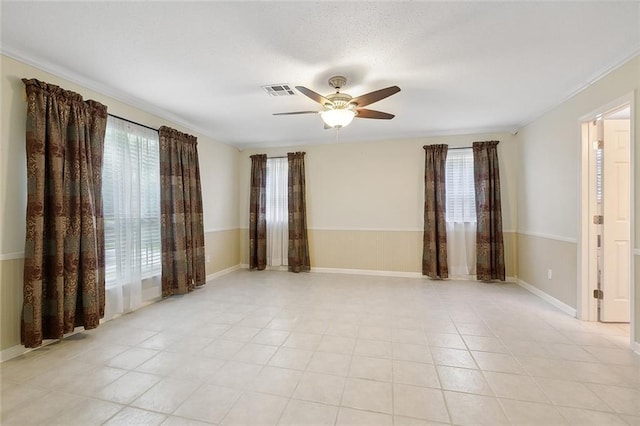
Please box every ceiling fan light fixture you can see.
[320,108,355,129]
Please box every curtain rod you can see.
[268,156,287,159]
[108,113,158,132]
[449,146,472,150]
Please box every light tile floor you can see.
[1,270,638,425]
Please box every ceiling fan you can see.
[274,76,400,129]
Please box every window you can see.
[445,148,476,277]
[102,117,161,287]
[265,158,288,266]
[445,149,476,223]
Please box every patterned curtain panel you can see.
[21,79,108,348]
[158,126,206,296]
[287,152,310,272]
[249,154,267,270]
[473,141,506,281]
[422,144,449,279]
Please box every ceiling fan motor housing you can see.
[275,76,399,122]
[328,75,347,91]
[326,93,354,110]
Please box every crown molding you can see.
[517,47,640,130]
[1,47,219,143]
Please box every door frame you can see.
[577,92,635,337]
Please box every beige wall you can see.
[0,258,24,350]
[636,254,640,340]
[517,55,639,242]
[516,234,577,308]
[237,133,518,277]
[516,55,639,343]
[0,55,240,351]
[238,134,518,232]
[205,229,240,276]
[3,51,638,349]
[239,228,516,278]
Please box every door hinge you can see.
[597,234,601,248]
[593,215,604,225]
[596,139,604,150]
[593,289,604,299]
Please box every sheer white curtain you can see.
[445,149,477,277]
[102,116,161,320]
[266,158,288,266]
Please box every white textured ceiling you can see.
[2,2,639,148]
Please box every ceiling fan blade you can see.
[273,111,319,116]
[295,86,334,106]
[350,86,400,107]
[356,108,395,119]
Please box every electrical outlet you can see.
[547,269,553,280]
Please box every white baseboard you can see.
[240,264,517,282]
[1,332,82,363]
[238,264,289,272]
[3,265,241,363]
[0,344,31,362]
[447,275,517,283]
[311,267,423,279]
[206,264,241,282]
[240,264,423,278]
[517,278,577,317]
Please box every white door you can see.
[600,118,631,322]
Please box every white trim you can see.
[239,264,290,272]
[240,264,425,279]
[0,252,24,261]
[237,125,518,150]
[632,341,640,355]
[2,264,238,363]
[0,331,83,363]
[265,266,289,272]
[309,227,424,232]
[206,264,241,282]
[577,92,635,339]
[204,227,240,234]
[516,230,577,244]
[0,344,31,362]
[517,278,577,318]
[578,119,594,321]
[517,48,640,130]
[240,227,518,233]
[1,48,221,144]
[630,96,637,347]
[237,227,426,232]
[449,275,517,283]
[240,263,516,282]
[311,267,423,279]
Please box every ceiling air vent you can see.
[262,83,296,97]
